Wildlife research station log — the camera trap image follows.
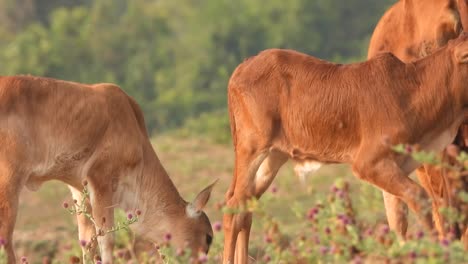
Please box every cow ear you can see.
[455,42,468,63]
[186,179,218,218]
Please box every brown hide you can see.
[0,76,214,263]
[222,34,468,263]
[368,0,468,247]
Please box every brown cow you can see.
[222,33,468,263]
[368,0,468,246]
[0,76,215,263]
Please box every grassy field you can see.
[10,135,467,263]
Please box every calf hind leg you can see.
[223,146,269,264]
[233,151,287,263]
[353,159,433,233]
[382,191,408,240]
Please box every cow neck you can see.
[116,142,187,237]
[409,47,459,129]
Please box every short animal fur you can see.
[223,33,468,263]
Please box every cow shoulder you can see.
[91,83,145,163]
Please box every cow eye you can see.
[206,234,213,246]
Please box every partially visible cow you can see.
[0,76,215,263]
[222,33,468,264]
[368,0,468,246]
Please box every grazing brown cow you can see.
[368,0,468,246]
[222,33,468,263]
[0,76,215,264]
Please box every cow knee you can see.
[351,163,375,182]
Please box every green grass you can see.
[7,134,467,263]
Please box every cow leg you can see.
[0,169,21,264]
[462,227,468,250]
[382,191,408,240]
[223,146,268,264]
[253,151,288,198]
[88,184,115,263]
[68,185,98,261]
[352,158,433,232]
[82,169,116,264]
[232,151,287,263]
[415,167,447,240]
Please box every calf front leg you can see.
[382,191,408,240]
[88,182,115,264]
[68,185,98,261]
[415,167,448,240]
[0,181,20,264]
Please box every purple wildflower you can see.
[127,213,133,220]
[340,217,351,226]
[117,250,125,258]
[416,230,424,239]
[319,246,328,255]
[351,256,363,264]
[337,190,345,199]
[405,145,413,153]
[79,240,87,247]
[440,239,450,247]
[213,221,222,232]
[270,185,278,194]
[21,256,27,263]
[330,185,339,193]
[381,225,390,235]
[62,202,69,209]
[310,207,319,214]
[198,253,208,263]
[164,233,172,242]
[364,228,373,236]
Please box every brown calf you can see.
[0,76,215,263]
[223,33,468,263]
[368,0,468,246]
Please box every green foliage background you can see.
[0,0,394,141]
